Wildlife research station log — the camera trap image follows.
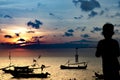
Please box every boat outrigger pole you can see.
[75,48,79,63]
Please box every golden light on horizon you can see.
[0,25,47,44]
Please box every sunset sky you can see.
[0,0,120,45]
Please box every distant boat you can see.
[60,48,87,69]
[60,62,87,69]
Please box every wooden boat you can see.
[0,53,50,78]
[0,52,34,73]
[9,65,50,78]
[60,62,87,69]
[0,52,42,74]
[60,48,88,69]
[1,65,34,74]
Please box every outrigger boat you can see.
[0,52,34,74]
[1,65,34,74]
[60,48,87,69]
[0,53,50,78]
[10,65,50,78]
[60,62,87,69]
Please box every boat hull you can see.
[60,65,87,69]
[10,72,50,78]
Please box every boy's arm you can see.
[95,41,102,57]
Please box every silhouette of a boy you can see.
[95,23,120,80]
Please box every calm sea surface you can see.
[0,48,119,80]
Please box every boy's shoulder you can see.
[98,39,118,43]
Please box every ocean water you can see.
[0,48,119,80]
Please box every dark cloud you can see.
[72,0,80,7]
[68,29,74,33]
[88,11,98,18]
[4,15,13,19]
[17,38,25,41]
[27,30,35,33]
[64,32,73,37]
[91,27,102,33]
[75,27,81,30]
[72,0,101,12]
[75,26,86,32]
[118,1,120,7]
[49,13,62,20]
[104,8,109,11]
[0,1,14,5]
[74,15,83,19]
[39,36,44,38]
[114,24,120,27]
[37,2,41,7]
[0,14,12,19]
[99,10,104,15]
[110,12,120,18]
[115,29,119,34]
[49,13,54,16]
[94,27,102,31]
[31,36,44,42]
[64,29,74,37]
[115,12,120,17]
[27,19,43,29]
[81,34,90,38]
[15,33,20,37]
[32,36,44,41]
[107,12,120,18]
[4,35,13,38]
[54,28,58,30]
[81,27,86,32]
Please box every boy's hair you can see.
[103,23,114,33]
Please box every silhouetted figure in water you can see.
[95,23,120,80]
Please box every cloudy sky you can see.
[0,0,120,44]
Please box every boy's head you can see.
[102,23,114,39]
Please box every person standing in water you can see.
[95,23,120,80]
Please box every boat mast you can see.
[75,48,79,63]
[9,51,11,66]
